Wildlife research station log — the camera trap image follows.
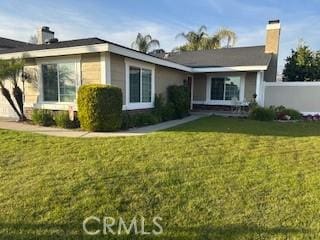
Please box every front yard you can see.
[0,116,319,239]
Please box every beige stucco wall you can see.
[264,85,320,113]
[193,74,207,101]
[81,53,101,85]
[110,53,126,103]
[155,65,188,99]
[244,72,257,101]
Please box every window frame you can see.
[125,58,155,110]
[206,74,245,105]
[37,56,81,108]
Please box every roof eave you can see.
[192,65,268,73]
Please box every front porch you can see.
[191,71,265,111]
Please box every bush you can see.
[161,102,176,121]
[77,84,122,132]
[167,85,190,119]
[31,109,54,126]
[130,112,159,127]
[54,111,80,129]
[249,107,276,121]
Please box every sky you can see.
[0,0,319,72]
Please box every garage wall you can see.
[264,82,320,114]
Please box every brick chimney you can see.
[37,26,54,44]
[265,20,281,82]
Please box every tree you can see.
[0,58,28,120]
[215,27,237,48]
[29,34,38,44]
[131,33,160,53]
[282,43,319,81]
[175,25,237,51]
[175,25,208,51]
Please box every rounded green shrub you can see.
[31,109,54,126]
[77,84,123,132]
[249,107,276,121]
[167,85,190,119]
[54,111,80,129]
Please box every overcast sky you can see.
[0,0,320,72]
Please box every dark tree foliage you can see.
[283,44,320,81]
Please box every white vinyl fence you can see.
[263,82,320,115]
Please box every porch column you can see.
[255,71,265,106]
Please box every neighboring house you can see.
[0,21,280,118]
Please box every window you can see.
[210,76,241,101]
[129,66,152,103]
[42,62,77,102]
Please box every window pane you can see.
[225,77,240,100]
[58,63,76,102]
[42,64,58,101]
[129,67,141,103]
[141,69,151,102]
[210,78,224,100]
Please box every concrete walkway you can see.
[0,114,206,138]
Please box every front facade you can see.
[0,21,280,118]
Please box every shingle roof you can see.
[0,37,32,49]
[0,38,106,54]
[164,46,272,67]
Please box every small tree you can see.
[0,58,28,121]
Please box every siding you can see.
[110,53,126,103]
[81,53,101,85]
[244,72,256,101]
[155,65,188,100]
[193,74,207,101]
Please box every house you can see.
[0,21,280,118]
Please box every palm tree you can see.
[175,25,208,51]
[0,58,28,121]
[215,28,237,48]
[131,33,160,53]
[174,26,237,51]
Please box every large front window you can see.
[129,66,152,103]
[210,76,241,101]
[42,63,77,102]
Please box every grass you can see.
[0,116,320,239]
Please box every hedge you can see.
[167,85,190,118]
[77,84,122,131]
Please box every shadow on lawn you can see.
[166,116,320,137]
[0,222,311,240]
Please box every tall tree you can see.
[175,25,237,51]
[283,43,315,81]
[131,33,160,53]
[176,25,208,51]
[215,27,237,48]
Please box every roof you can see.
[0,37,33,49]
[164,46,272,68]
[0,38,106,54]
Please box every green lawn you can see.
[1,116,320,239]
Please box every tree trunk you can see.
[0,85,22,120]
[12,85,26,120]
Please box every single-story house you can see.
[0,20,281,118]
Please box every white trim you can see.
[205,74,245,104]
[264,81,320,87]
[192,65,268,73]
[0,44,108,59]
[106,52,111,84]
[266,23,281,30]
[33,103,78,111]
[108,43,192,72]
[36,56,81,106]
[124,58,155,110]
[100,52,107,84]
